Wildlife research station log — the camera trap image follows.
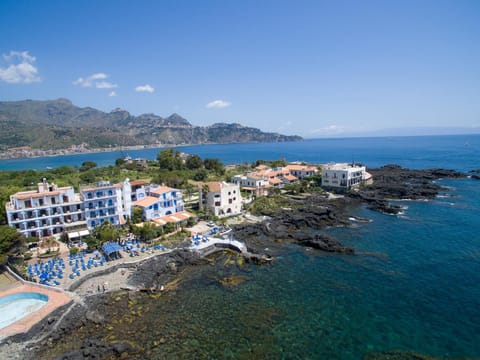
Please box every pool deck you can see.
[0,282,72,340]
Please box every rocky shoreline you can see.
[0,165,466,359]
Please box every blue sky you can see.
[1,0,479,137]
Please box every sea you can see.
[3,134,480,359]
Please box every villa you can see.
[202,181,242,217]
[232,163,319,195]
[231,174,270,196]
[321,163,372,190]
[132,185,185,221]
[284,164,319,179]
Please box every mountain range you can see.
[0,99,302,151]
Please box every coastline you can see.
[0,138,301,161]
[0,167,475,359]
[0,144,165,161]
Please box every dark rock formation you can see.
[234,196,355,253]
[349,165,465,214]
[127,248,208,290]
[296,233,354,253]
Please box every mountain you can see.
[0,99,302,152]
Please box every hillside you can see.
[0,99,302,154]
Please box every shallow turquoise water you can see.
[138,178,480,359]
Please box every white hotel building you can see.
[6,179,133,239]
[6,179,86,239]
[321,163,372,190]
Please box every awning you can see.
[68,232,80,239]
[102,242,123,255]
[79,229,90,237]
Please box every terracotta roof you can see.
[206,182,222,193]
[283,174,297,181]
[81,184,118,192]
[286,164,318,171]
[150,186,176,195]
[158,211,193,224]
[269,178,282,184]
[13,188,72,200]
[130,179,149,186]
[133,196,158,208]
[152,218,167,226]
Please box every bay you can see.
[1,134,479,172]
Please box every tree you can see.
[93,221,119,244]
[185,154,203,170]
[193,169,208,181]
[204,158,225,175]
[84,235,101,250]
[163,222,175,234]
[183,182,195,201]
[132,222,158,241]
[115,158,126,167]
[132,207,144,224]
[0,225,26,266]
[79,161,97,172]
[157,148,184,171]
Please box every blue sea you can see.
[3,134,480,358]
[1,134,479,172]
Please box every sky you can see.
[0,0,479,138]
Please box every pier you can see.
[190,236,273,264]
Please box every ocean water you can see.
[1,134,479,172]
[123,178,479,359]
[4,134,480,358]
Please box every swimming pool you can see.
[0,292,49,329]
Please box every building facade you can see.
[6,179,134,239]
[204,181,242,217]
[6,179,85,238]
[80,179,132,229]
[285,164,319,179]
[132,185,184,221]
[321,163,368,190]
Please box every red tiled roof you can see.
[150,186,176,195]
[133,196,158,208]
[206,182,222,193]
[130,179,149,186]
